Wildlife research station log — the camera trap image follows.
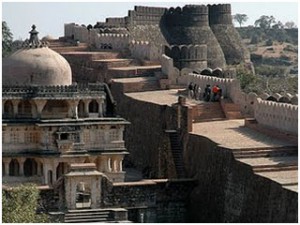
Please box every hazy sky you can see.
[2,1,299,40]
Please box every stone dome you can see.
[2,25,72,86]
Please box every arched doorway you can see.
[76,182,91,209]
[9,159,20,176]
[89,100,99,113]
[4,101,13,118]
[24,158,38,177]
[18,100,32,118]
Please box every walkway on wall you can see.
[191,119,298,192]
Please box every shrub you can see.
[2,184,50,223]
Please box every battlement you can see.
[164,5,209,27]
[208,4,232,25]
[105,17,126,27]
[134,6,166,15]
[164,45,207,70]
[165,45,207,61]
[97,28,128,34]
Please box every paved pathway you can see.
[126,89,298,192]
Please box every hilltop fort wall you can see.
[186,135,298,222]
[208,4,251,65]
[187,73,298,135]
[64,3,249,68]
[109,80,298,222]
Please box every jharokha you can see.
[2,4,298,223]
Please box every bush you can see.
[2,184,50,223]
[265,38,273,46]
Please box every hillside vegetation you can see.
[236,27,298,95]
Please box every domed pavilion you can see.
[2,25,129,210]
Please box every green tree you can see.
[2,21,13,57]
[233,14,249,27]
[2,184,49,223]
[254,15,276,29]
[285,21,296,29]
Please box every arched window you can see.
[9,159,19,176]
[89,100,99,113]
[24,158,38,177]
[18,100,32,118]
[4,101,13,118]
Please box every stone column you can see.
[43,163,49,185]
[68,100,79,119]
[96,99,104,117]
[3,158,11,176]
[17,158,26,176]
[33,99,47,119]
[52,161,59,183]
[12,100,20,118]
[37,161,42,176]
[83,99,91,117]
[118,126,124,141]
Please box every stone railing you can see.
[2,83,106,99]
[254,98,298,134]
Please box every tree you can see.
[254,15,276,29]
[272,21,284,29]
[233,14,249,27]
[285,21,296,29]
[2,21,13,57]
[2,184,49,223]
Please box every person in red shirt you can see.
[212,85,219,101]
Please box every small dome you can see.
[2,25,72,86]
[42,35,55,41]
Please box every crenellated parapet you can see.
[105,17,126,27]
[97,27,129,34]
[208,4,232,25]
[164,5,209,27]
[255,98,298,134]
[187,72,298,134]
[64,3,250,67]
[164,44,207,70]
[126,6,166,26]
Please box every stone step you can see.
[108,65,161,78]
[233,149,297,159]
[253,164,297,173]
[91,58,135,69]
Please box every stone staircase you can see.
[166,130,186,178]
[64,208,130,223]
[193,102,226,122]
[232,146,298,159]
[108,65,162,78]
[220,98,243,119]
[48,40,89,53]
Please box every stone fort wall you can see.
[186,134,298,222]
[109,81,297,222]
[64,3,249,67]
[187,73,298,135]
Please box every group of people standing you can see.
[188,82,202,100]
[188,82,222,102]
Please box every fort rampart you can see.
[187,73,298,135]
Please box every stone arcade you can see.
[2,26,129,212]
